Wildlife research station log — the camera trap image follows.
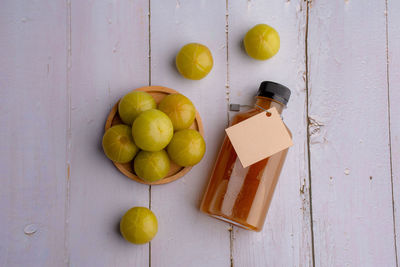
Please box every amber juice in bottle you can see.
[200,81,291,232]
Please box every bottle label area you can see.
[225,107,293,168]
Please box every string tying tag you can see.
[230,103,274,117]
[229,103,252,112]
[254,104,272,116]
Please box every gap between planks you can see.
[304,1,316,266]
[225,0,234,266]
[64,0,72,266]
[148,0,152,267]
[385,0,399,265]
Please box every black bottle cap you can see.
[257,81,291,106]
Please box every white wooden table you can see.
[1,1,399,266]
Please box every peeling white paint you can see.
[24,224,38,236]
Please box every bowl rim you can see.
[104,85,204,185]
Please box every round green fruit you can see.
[244,24,280,60]
[118,91,156,125]
[120,207,158,244]
[176,43,213,80]
[134,150,170,182]
[102,124,138,163]
[167,129,205,167]
[158,94,196,131]
[132,109,173,151]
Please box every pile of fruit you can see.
[102,90,206,183]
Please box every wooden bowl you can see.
[104,86,204,185]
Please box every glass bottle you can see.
[200,81,291,232]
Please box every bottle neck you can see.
[254,96,285,114]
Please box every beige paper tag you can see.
[225,107,293,168]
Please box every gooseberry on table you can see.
[167,129,206,167]
[132,109,174,152]
[158,93,196,131]
[175,43,213,80]
[118,91,156,125]
[102,124,138,163]
[120,207,158,244]
[244,24,280,60]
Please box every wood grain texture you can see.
[150,0,231,266]
[0,1,67,266]
[308,1,396,266]
[228,0,313,266]
[68,1,150,266]
[388,0,400,264]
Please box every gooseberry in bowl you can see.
[158,93,196,131]
[175,43,213,80]
[244,24,280,60]
[120,207,158,244]
[104,86,205,185]
[132,109,173,152]
[118,91,156,125]
[167,129,206,167]
[102,124,138,163]
[134,150,170,182]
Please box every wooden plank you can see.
[308,1,396,266]
[388,0,400,264]
[68,1,150,266]
[150,0,230,266]
[228,0,313,266]
[0,1,67,266]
